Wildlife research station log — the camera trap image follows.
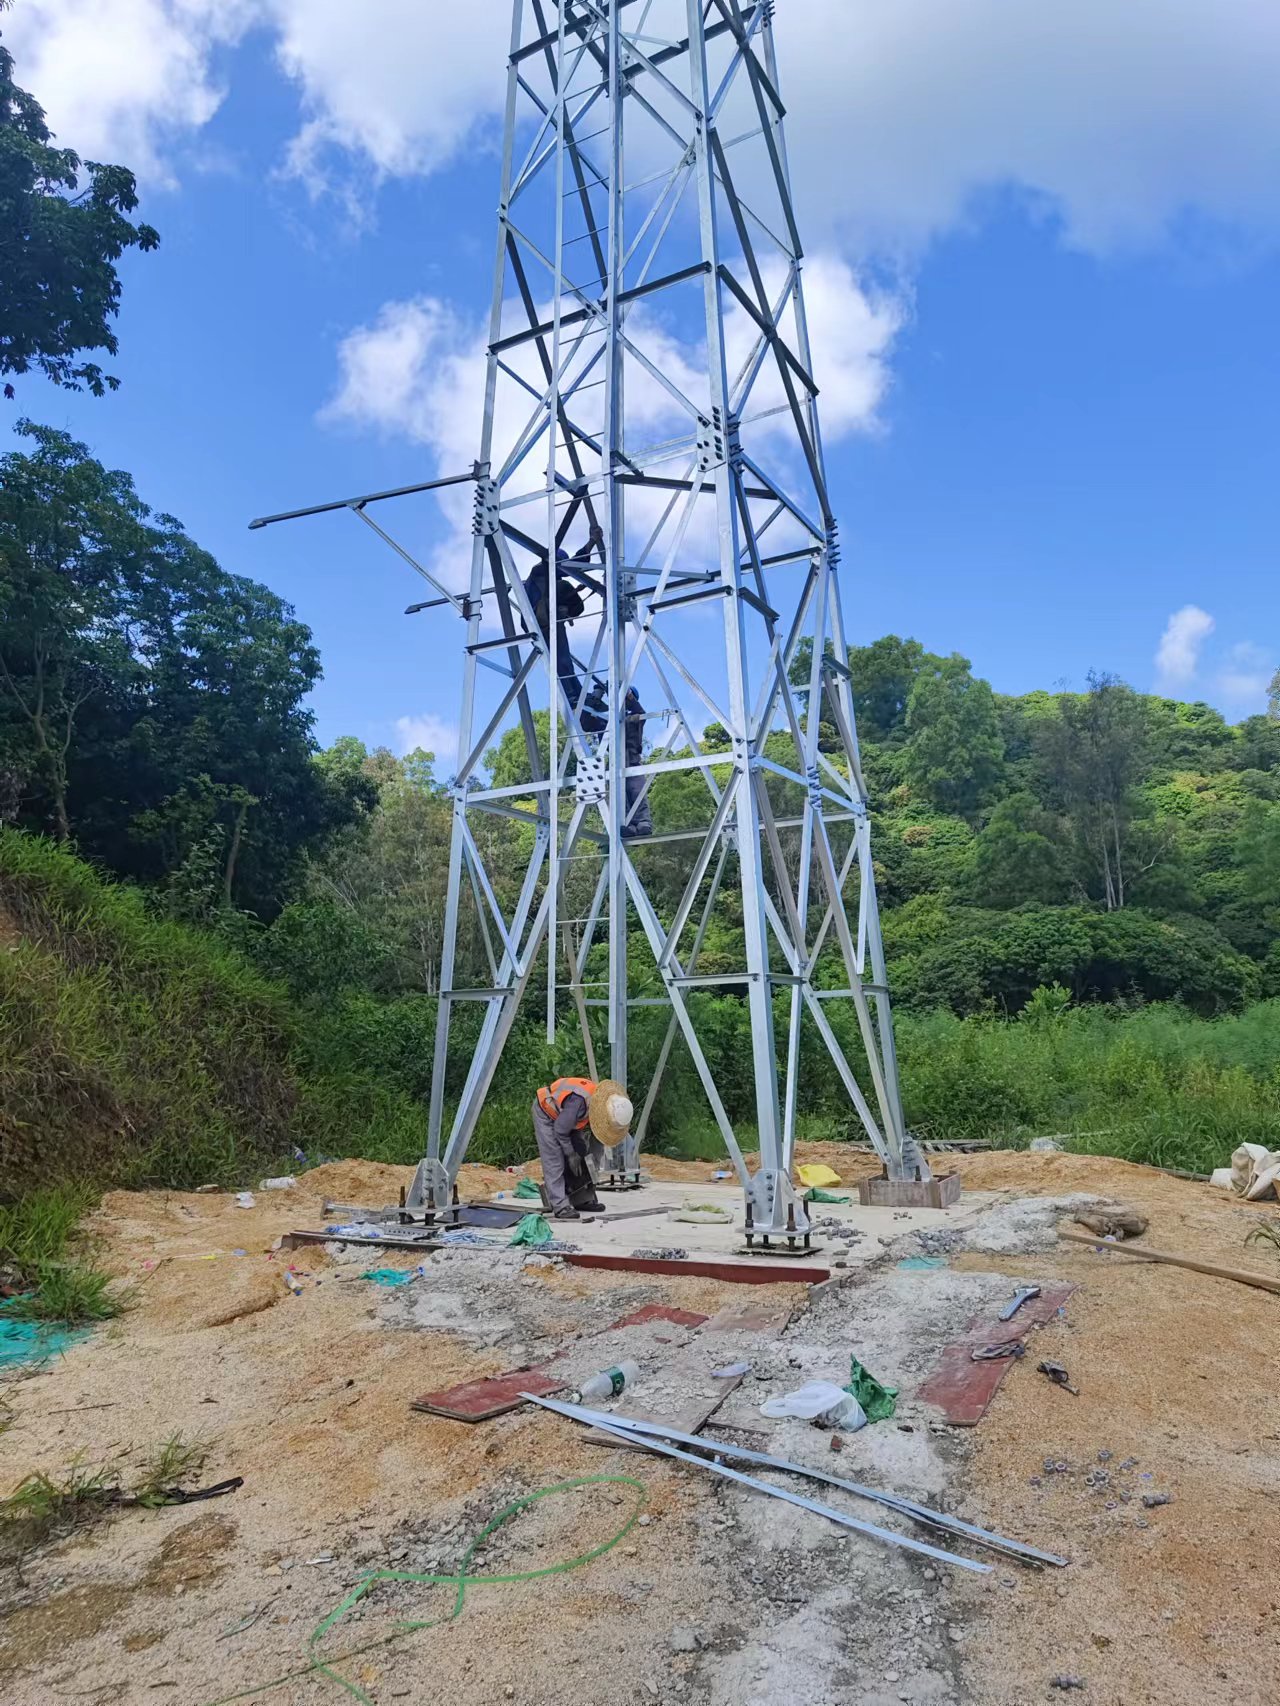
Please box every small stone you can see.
[947,1626,963,1643]
[1057,1586,1069,1600]
[669,1628,702,1654]
[637,1514,652,1526]
[884,1671,900,1684]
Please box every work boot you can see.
[553,1205,581,1220]
[579,1196,605,1213]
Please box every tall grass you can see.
[0,830,297,1193]
[0,1185,123,1324]
[4,832,1276,1195]
[895,1001,1280,1173]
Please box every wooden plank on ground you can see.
[580,1374,745,1451]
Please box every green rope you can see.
[204,1475,648,1706]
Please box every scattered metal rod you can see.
[523,1394,992,1573]
[531,1396,1066,1568]
[998,1286,1041,1322]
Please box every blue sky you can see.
[6,1,1278,759]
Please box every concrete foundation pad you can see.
[495,1179,998,1273]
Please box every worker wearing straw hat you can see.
[532,1076,633,1219]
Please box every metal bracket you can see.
[574,748,608,806]
[745,1167,811,1240]
[405,1157,452,1214]
[472,473,500,538]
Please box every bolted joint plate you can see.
[574,748,609,806]
[405,1157,452,1212]
[747,1167,811,1237]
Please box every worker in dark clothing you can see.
[622,686,651,838]
[523,525,603,731]
[531,1076,606,1218]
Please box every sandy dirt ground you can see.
[1,1147,1277,1706]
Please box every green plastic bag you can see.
[513,1178,542,1200]
[804,1188,852,1204]
[509,1213,552,1248]
[844,1356,898,1424]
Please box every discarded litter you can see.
[761,1381,866,1429]
[971,1340,1026,1362]
[235,1192,256,1209]
[260,1176,298,1191]
[846,1356,898,1424]
[897,1255,947,1271]
[1212,1142,1280,1203]
[359,1267,424,1287]
[513,1177,543,1200]
[509,1213,552,1248]
[796,1164,842,1189]
[712,1361,752,1379]
[1038,1360,1079,1396]
[0,1301,91,1368]
[577,1360,640,1404]
[325,1222,392,1241]
[1049,1677,1086,1691]
[672,1198,733,1224]
[999,1285,1041,1321]
[710,1170,732,1181]
[805,1188,852,1204]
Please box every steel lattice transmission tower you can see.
[255,0,920,1237]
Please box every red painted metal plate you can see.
[916,1284,1077,1426]
[411,1367,565,1421]
[607,1304,710,1330]
[564,1252,829,1286]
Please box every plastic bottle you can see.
[575,1360,640,1404]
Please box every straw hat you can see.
[589,1079,633,1147]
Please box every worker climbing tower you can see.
[255,0,919,1237]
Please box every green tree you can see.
[1035,672,1154,910]
[0,422,354,912]
[1239,802,1280,929]
[0,37,158,397]
[901,653,1005,816]
[0,420,148,835]
[971,792,1068,907]
[1269,668,1280,722]
[848,634,940,743]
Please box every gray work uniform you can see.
[532,1092,603,1211]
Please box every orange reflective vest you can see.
[537,1076,597,1128]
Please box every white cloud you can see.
[393,713,458,764]
[319,260,901,592]
[773,0,1280,254]
[267,0,506,189]
[10,1,1280,254]
[3,0,253,183]
[1155,604,1215,690]
[1215,641,1274,711]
